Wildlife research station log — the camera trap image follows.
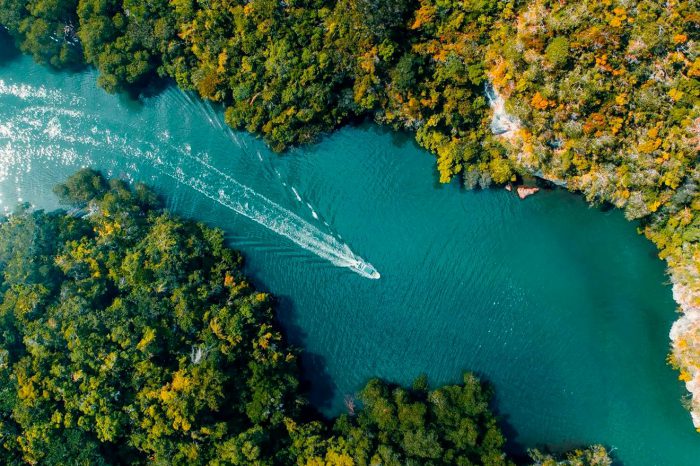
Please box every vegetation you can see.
[0,0,81,67]
[529,445,612,466]
[288,375,510,465]
[0,170,610,465]
[0,170,301,464]
[1,0,698,432]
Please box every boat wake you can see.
[150,145,380,279]
[0,82,380,279]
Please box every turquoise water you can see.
[1,36,698,464]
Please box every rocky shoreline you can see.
[516,185,539,199]
[670,274,700,430]
[488,84,700,430]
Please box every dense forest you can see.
[0,0,698,432]
[0,170,611,465]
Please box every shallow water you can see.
[0,37,698,464]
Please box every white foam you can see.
[0,83,380,279]
[156,151,379,279]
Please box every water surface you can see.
[0,38,697,464]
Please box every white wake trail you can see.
[148,146,379,279]
[0,92,380,279]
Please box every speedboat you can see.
[349,259,380,279]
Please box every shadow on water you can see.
[365,122,451,188]
[491,389,623,465]
[273,294,338,415]
[300,116,419,158]
[371,121,416,150]
[365,119,419,151]
[300,352,338,414]
[467,375,527,461]
[117,73,174,109]
[0,29,20,66]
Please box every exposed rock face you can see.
[486,84,566,187]
[670,275,700,430]
[485,83,520,140]
[531,169,568,188]
[517,185,539,199]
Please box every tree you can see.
[544,37,569,68]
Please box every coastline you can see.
[489,84,700,430]
[670,271,700,429]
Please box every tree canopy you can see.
[0,170,301,464]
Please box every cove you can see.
[0,39,698,465]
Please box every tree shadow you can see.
[273,294,337,416]
[382,124,418,150]
[598,201,616,213]
[0,29,20,67]
[299,352,337,416]
[113,73,175,113]
[365,121,455,189]
[305,115,417,156]
[356,118,420,151]
[475,374,529,461]
[125,74,173,102]
[490,378,622,465]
